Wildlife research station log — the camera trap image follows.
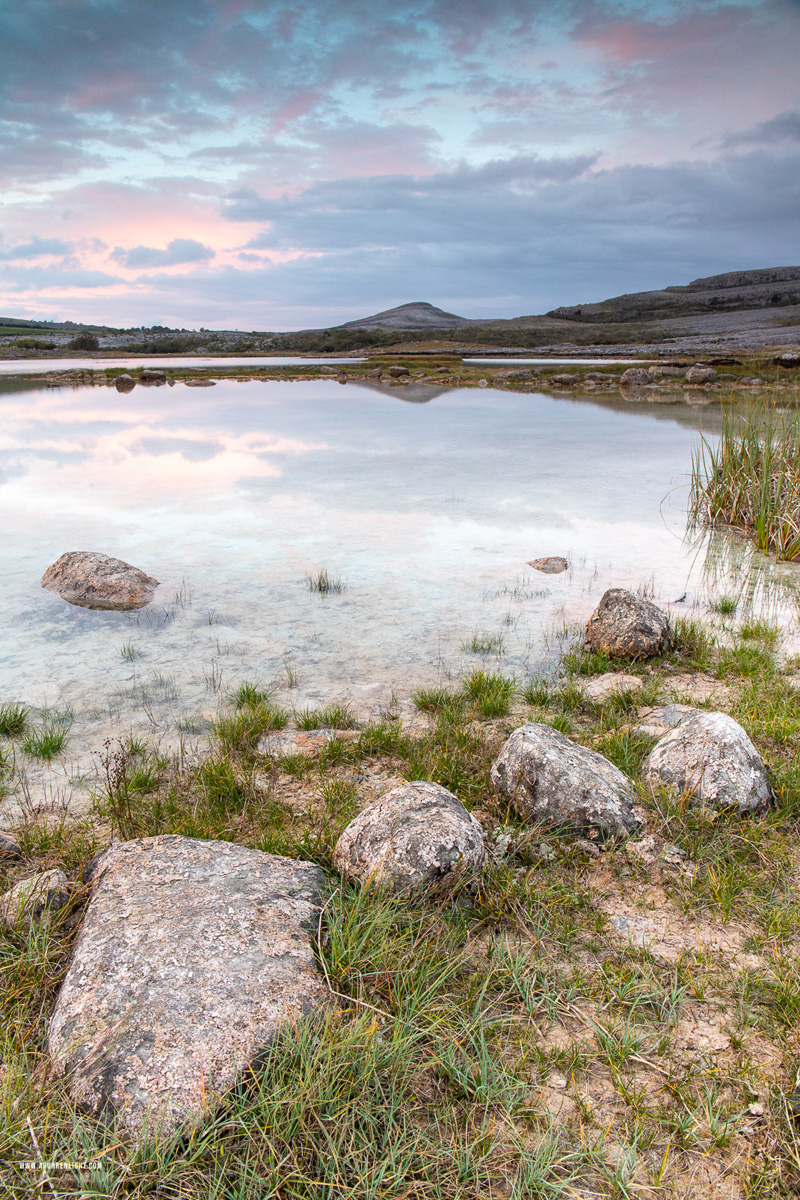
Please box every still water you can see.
[0,376,793,815]
[0,356,363,375]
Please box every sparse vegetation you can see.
[0,702,28,737]
[7,617,800,1196]
[306,568,344,594]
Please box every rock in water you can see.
[528,556,569,574]
[620,367,651,387]
[333,781,485,892]
[114,373,135,392]
[584,589,670,659]
[41,551,159,611]
[642,711,771,814]
[685,364,717,383]
[491,722,641,841]
[48,836,328,1138]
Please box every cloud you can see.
[111,238,216,268]
[721,109,800,147]
[0,237,71,261]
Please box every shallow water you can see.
[0,377,796,816]
[0,355,364,375]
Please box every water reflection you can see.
[0,375,777,816]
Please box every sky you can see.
[0,0,798,330]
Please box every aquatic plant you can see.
[306,568,344,594]
[460,632,505,655]
[0,702,28,737]
[690,406,800,560]
[119,640,143,662]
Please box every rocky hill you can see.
[547,266,800,324]
[335,301,474,331]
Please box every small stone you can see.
[491,722,641,841]
[184,378,216,387]
[685,364,718,383]
[584,589,670,659]
[332,780,485,892]
[0,830,22,860]
[41,551,159,611]
[387,366,410,378]
[620,367,651,387]
[777,352,800,368]
[0,869,69,928]
[643,710,772,814]
[139,368,167,382]
[550,373,578,385]
[582,673,643,703]
[648,365,683,378]
[528,556,569,574]
[114,374,135,392]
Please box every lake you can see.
[0,376,793,817]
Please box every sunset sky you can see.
[1,0,798,329]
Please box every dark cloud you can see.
[112,238,216,268]
[721,109,800,147]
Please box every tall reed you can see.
[690,405,800,560]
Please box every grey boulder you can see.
[47,836,328,1137]
[332,781,485,892]
[114,373,135,392]
[41,551,159,611]
[685,364,717,383]
[642,710,771,814]
[0,868,69,928]
[584,588,670,659]
[620,367,651,387]
[491,722,641,841]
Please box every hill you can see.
[334,301,473,331]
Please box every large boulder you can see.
[47,836,328,1137]
[584,589,670,659]
[642,711,771,815]
[620,367,651,387]
[491,723,641,841]
[332,781,485,892]
[685,364,717,384]
[41,551,159,611]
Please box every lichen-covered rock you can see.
[332,781,485,892]
[685,364,717,383]
[642,711,771,814]
[0,868,69,928]
[47,836,328,1138]
[584,588,670,659]
[491,722,641,841]
[41,551,159,611]
[620,367,651,387]
[528,556,569,574]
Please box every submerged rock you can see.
[333,781,485,892]
[48,835,328,1138]
[491,722,641,841]
[0,868,69,929]
[41,551,159,611]
[184,378,216,387]
[584,589,670,659]
[642,710,772,814]
[528,556,569,574]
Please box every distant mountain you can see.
[547,266,800,324]
[334,301,473,331]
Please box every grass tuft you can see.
[0,701,28,737]
[306,568,343,594]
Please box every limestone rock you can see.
[648,365,683,378]
[620,367,651,387]
[139,368,166,383]
[506,368,538,381]
[185,378,216,387]
[642,711,771,814]
[633,703,696,738]
[584,589,670,659]
[550,372,577,385]
[685,364,717,383]
[777,351,800,368]
[582,673,643,703]
[0,830,22,860]
[387,365,410,378]
[0,868,69,928]
[114,374,135,392]
[332,781,485,892]
[48,835,328,1137]
[528,556,569,574]
[41,551,159,611]
[491,723,641,841]
[257,728,352,757]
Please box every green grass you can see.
[8,615,800,1196]
[710,594,738,615]
[21,716,69,760]
[0,702,28,737]
[460,632,505,655]
[690,404,800,560]
[306,568,344,594]
[119,639,143,661]
[294,702,359,730]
